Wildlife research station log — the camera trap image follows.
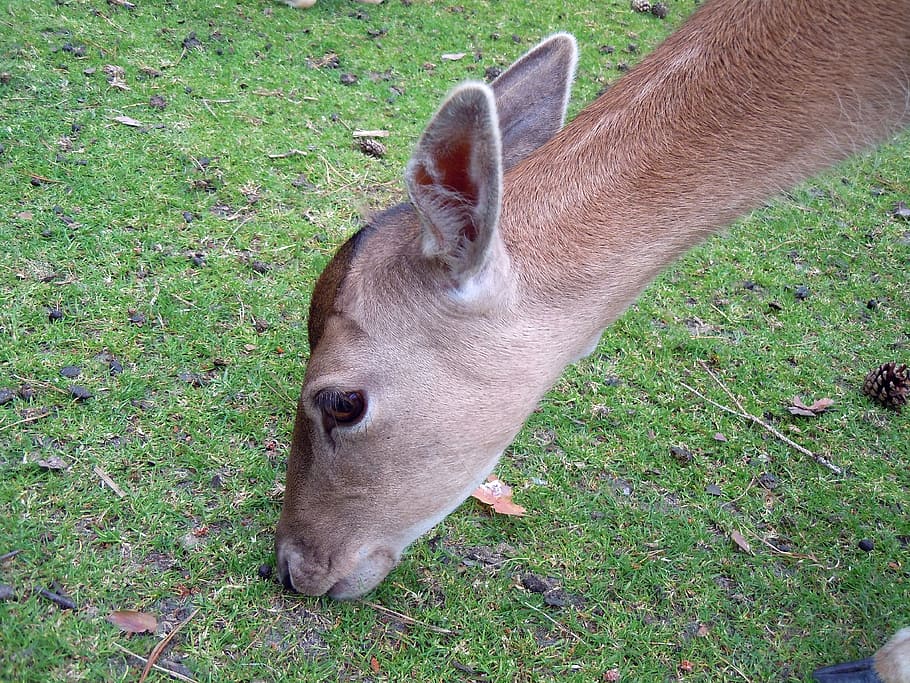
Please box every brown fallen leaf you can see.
[108,610,157,633]
[730,529,752,554]
[788,396,834,417]
[471,476,526,516]
[34,456,68,471]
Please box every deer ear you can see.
[405,83,505,289]
[491,32,578,171]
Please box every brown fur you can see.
[277,0,910,599]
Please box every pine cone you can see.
[355,137,386,158]
[862,361,909,411]
[631,0,651,13]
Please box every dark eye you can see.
[315,390,366,431]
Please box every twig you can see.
[138,608,200,683]
[743,528,821,563]
[352,129,390,138]
[698,360,746,414]
[94,465,127,498]
[0,409,52,432]
[362,601,455,635]
[680,381,843,475]
[0,549,23,563]
[35,586,77,610]
[267,149,308,159]
[520,600,584,643]
[111,643,196,683]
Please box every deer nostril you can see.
[276,553,298,593]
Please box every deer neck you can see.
[500,0,910,334]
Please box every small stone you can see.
[17,385,36,401]
[128,310,146,326]
[254,318,269,333]
[0,388,16,406]
[339,73,358,85]
[190,253,206,267]
[109,358,123,375]
[251,260,270,274]
[48,308,64,321]
[0,584,15,600]
[258,564,273,579]
[149,95,167,109]
[891,201,910,220]
[182,211,194,223]
[858,538,874,552]
[794,285,810,300]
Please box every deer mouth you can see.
[276,541,399,599]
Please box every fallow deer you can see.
[814,628,910,683]
[276,0,910,601]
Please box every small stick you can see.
[0,410,52,432]
[110,643,196,683]
[352,129,390,138]
[138,608,200,683]
[520,600,584,643]
[94,465,127,498]
[362,601,455,635]
[0,550,23,563]
[680,381,843,475]
[698,360,747,414]
[267,149,308,159]
[35,586,77,610]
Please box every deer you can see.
[275,0,910,605]
[813,628,910,683]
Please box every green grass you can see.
[1,0,908,681]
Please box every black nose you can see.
[276,555,298,592]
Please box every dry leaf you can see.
[603,669,621,681]
[441,52,466,61]
[113,115,143,128]
[108,610,157,633]
[730,529,752,554]
[370,656,380,674]
[471,476,526,516]
[34,455,68,471]
[788,396,834,417]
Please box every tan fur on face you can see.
[277,1,910,598]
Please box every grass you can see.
[1,0,908,681]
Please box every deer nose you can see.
[275,548,298,593]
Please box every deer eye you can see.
[315,390,366,431]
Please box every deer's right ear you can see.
[491,32,578,171]
[405,83,507,295]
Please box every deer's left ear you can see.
[405,83,506,292]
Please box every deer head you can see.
[276,34,579,598]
